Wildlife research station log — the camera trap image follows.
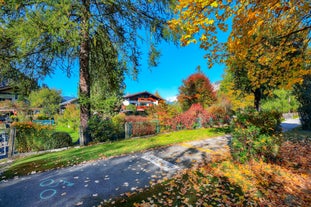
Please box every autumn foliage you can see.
[170,0,311,110]
[172,103,211,129]
[12,122,52,152]
[178,73,217,111]
[105,148,311,207]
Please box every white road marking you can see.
[141,153,180,172]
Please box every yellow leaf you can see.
[211,1,218,8]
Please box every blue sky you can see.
[44,38,227,100]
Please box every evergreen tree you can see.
[89,29,125,117]
[1,0,174,145]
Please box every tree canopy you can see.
[178,72,216,111]
[169,0,310,110]
[1,0,174,144]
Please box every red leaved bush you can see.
[172,103,212,129]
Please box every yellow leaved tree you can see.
[169,0,310,110]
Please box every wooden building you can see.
[122,91,164,111]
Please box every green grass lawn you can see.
[1,128,225,180]
[53,125,79,143]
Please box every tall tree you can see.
[169,0,310,110]
[226,4,309,111]
[89,29,125,117]
[1,0,174,145]
[177,72,216,111]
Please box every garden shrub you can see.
[87,113,128,142]
[231,109,283,163]
[172,104,212,130]
[45,132,72,149]
[87,115,115,142]
[207,104,231,126]
[233,108,282,136]
[12,122,52,152]
[146,103,181,132]
[111,113,126,139]
[231,126,280,163]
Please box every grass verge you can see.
[1,128,225,180]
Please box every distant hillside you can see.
[212,81,221,91]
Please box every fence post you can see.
[125,122,132,139]
[8,127,16,158]
[156,121,160,133]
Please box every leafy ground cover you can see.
[100,128,311,207]
[0,128,225,181]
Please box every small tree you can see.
[28,88,62,118]
[178,72,217,111]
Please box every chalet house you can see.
[122,91,164,111]
[0,86,19,102]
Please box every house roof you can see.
[0,86,16,93]
[59,98,78,106]
[123,91,163,100]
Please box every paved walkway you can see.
[0,135,230,207]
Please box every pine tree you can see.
[1,0,174,145]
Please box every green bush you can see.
[230,109,282,163]
[233,108,282,136]
[231,126,280,163]
[111,113,126,139]
[87,114,127,143]
[45,132,72,149]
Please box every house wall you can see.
[0,93,18,102]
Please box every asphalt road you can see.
[0,136,230,207]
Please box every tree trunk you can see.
[79,0,91,146]
[254,88,262,112]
